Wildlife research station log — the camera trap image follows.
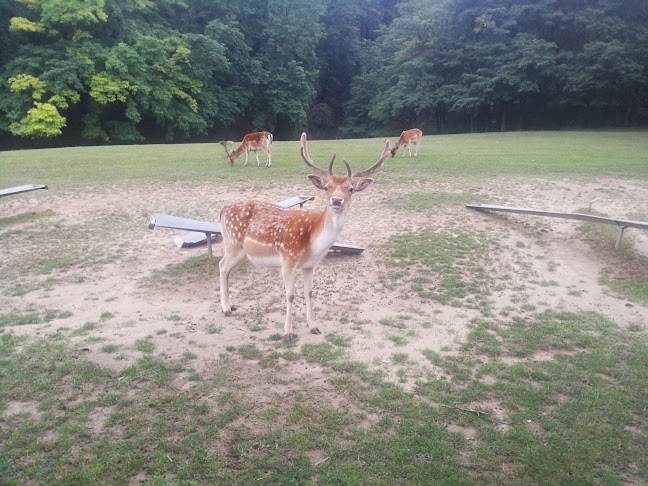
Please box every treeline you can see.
[0,0,646,148]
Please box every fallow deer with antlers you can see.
[391,128,422,158]
[219,131,273,167]
[219,133,391,338]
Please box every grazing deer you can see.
[391,128,422,158]
[219,131,273,167]
[219,133,391,339]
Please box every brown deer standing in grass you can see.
[219,133,391,339]
[390,128,422,157]
[219,131,273,167]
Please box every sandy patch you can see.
[1,174,646,390]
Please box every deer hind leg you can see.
[281,261,298,339]
[302,267,320,334]
[219,246,246,316]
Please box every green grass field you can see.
[2,130,647,189]
[1,130,647,485]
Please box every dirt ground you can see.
[2,173,647,389]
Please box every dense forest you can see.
[1,0,647,148]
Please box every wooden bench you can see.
[467,204,648,249]
[149,195,365,256]
[0,184,48,198]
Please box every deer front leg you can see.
[282,262,298,339]
[303,267,321,334]
[219,249,245,315]
[255,151,261,167]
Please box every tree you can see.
[252,0,325,138]
[312,0,387,138]
[1,0,647,146]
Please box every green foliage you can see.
[9,74,47,100]
[40,0,108,28]
[344,0,648,135]
[10,0,108,36]
[1,0,647,144]
[89,73,135,103]
[9,102,65,137]
[10,17,45,33]
[252,0,325,137]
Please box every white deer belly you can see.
[243,238,283,267]
[247,254,283,267]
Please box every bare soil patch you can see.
[1,175,647,390]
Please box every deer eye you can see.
[349,186,355,193]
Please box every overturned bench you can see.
[0,184,48,198]
[149,195,365,256]
[467,203,648,249]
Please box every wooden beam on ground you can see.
[467,203,648,249]
[173,231,221,249]
[169,195,315,250]
[148,213,221,234]
[329,243,364,254]
[0,184,48,198]
[149,214,221,257]
[149,195,364,256]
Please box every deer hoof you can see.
[231,305,237,311]
[283,333,294,341]
[224,310,232,317]
[310,327,322,335]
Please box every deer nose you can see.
[330,197,344,206]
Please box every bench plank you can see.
[329,243,365,254]
[149,214,221,234]
[149,195,365,255]
[169,195,315,247]
[466,204,648,231]
[275,195,315,208]
[173,231,222,248]
[0,184,48,197]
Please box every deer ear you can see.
[308,175,327,190]
[353,178,374,193]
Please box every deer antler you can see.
[350,138,392,177]
[300,133,391,178]
[300,133,330,176]
[342,159,352,177]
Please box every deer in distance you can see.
[390,128,422,157]
[219,133,392,339]
[219,131,273,167]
